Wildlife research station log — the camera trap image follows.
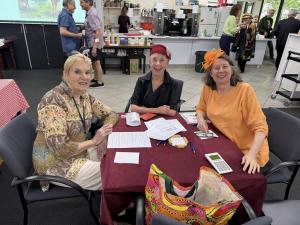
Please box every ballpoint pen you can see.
[189,141,196,154]
[156,140,165,146]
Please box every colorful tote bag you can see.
[145,164,243,225]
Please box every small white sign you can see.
[156,3,164,12]
[128,8,133,17]
[192,5,199,14]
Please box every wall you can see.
[0,23,64,69]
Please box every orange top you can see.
[196,82,269,166]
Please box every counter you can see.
[150,35,269,66]
[106,35,270,66]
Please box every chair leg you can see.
[284,166,299,200]
[17,185,29,225]
[88,192,100,225]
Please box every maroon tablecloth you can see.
[100,114,267,225]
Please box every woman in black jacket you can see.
[118,6,130,33]
[234,13,256,73]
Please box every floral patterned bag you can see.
[145,164,243,225]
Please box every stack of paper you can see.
[107,132,151,148]
[180,112,198,125]
[145,118,186,141]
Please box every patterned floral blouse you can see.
[32,82,118,180]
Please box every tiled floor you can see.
[89,60,300,113]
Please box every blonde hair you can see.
[63,53,93,80]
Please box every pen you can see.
[156,140,164,146]
[189,141,196,154]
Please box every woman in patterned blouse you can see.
[32,53,118,191]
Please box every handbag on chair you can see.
[145,164,243,225]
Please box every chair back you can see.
[0,113,36,179]
[264,108,300,162]
[172,79,183,112]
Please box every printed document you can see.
[107,132,151,148]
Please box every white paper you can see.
[156,3,163,12]
[192,5,199,14]
[126,112,141,127]
[180,112,198,124]
[146,118,186,141]
[128,8,133,17]
[170,137,186,146]
[114,152,139,164]
[107,132,151,148]
[144,118,165,129]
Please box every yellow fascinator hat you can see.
[202,48,225,71]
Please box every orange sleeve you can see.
[241,85,268,136]
[196,85,209,115]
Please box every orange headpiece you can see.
[202,48,225,71]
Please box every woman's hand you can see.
[157,105,172,115]
[196,114,208,133]
[241,152,260,174]
[92,124,113,146]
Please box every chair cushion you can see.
[24,182,83,203]
[263,200,300,225]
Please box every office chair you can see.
[124,78,184,113]
[263,107,300,199]
[135,197,272,225]
[262,200,300,225]
[0,113,100,225]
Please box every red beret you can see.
[150,44,171,60]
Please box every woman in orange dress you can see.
[196,49,269,174]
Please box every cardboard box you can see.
[130,59,139,75]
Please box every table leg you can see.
[143,56,146,73]
[0,69,4,79]
[0,51,4,70]
[9,45,17,69]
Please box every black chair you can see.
[262,200,300,225]
[0,113,100,225]
[263,107,300,199]
[135,197,272,225]
[124,79,184,113]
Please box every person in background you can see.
[219,4,242,56]
[258,9,275,60]
[252,15,259,33]
[32,53,118,191]
[234,13,256,73]
[196,49,269,174]
[58,0,82,60]
[80,0,104,87]
[274,9,300,70]
[129,44,182,116]
[118,6,130,33]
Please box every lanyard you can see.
[72,97,87,135]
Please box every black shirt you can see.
[118,15,130,33]
[130,71,181,110]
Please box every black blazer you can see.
[274,17,300,50]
